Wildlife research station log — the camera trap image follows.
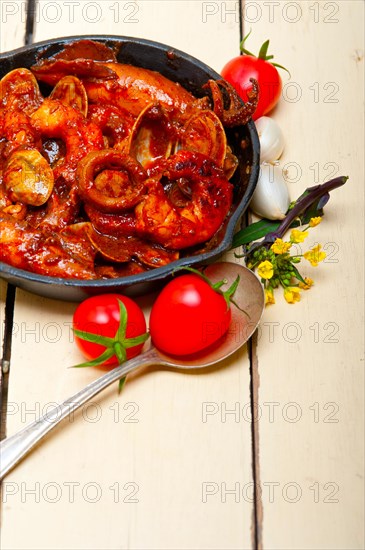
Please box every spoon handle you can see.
[0,347,159,480]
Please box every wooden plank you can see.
[0,0,28,52]
[0,3,255,549]
[33,0,241,74]
[0,0,29,437]
[247,1,364,548]
[0,281,10,439]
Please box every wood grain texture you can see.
[0,1,28,52]
[0,0,28,440]
[2,274,254,550]
[33,0,240,74]
[0,281,10,439]
[0,3,255,549]
[247,1,364,548]
[1,1,364,548]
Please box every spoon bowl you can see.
[153,261,265,368]
[0,262,264,480]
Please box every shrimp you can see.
[1,108,41,158]
[83,62,201,121]
[135,150,233,250]
[0,108,45,218]
[88,64,259,128]
[87,104,135,149]
[0,213,97,279]
[31,98,104,184]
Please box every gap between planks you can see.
[249,332,263,550]
[240,1,263,547]
[0,285,15,440]
[25,0,37,45]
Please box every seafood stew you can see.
[0,36,260,300]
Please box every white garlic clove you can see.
[255,116,285,163]
[250,163,290,220]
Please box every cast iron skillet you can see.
[0,35,260,301]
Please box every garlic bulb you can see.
[255,116,285,163]
[250,163,290,220]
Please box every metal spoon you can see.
[0,262,264,480]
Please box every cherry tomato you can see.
[73,294,147,366]
[221,37,288,120]
[149,274,232,356]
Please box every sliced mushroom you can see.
[4,148,54,206]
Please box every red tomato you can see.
[73,294,147,366]
[221,55,282,120]
[149,274,231,356]
[221,37,288,120]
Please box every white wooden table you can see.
[0,1,364,548]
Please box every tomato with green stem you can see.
[149,269,241,356]
[72,293,149,368]
[221,31,289,120]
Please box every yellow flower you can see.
[265,288,275,305]
[270,238,291,254]
[284,287,301,304]
[309,217,322,227]
[299,277,314,290]
[304,244,326,267]
[290,229,309,243]
[257,260,274,279]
